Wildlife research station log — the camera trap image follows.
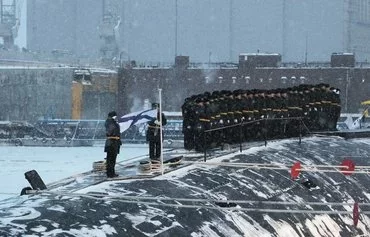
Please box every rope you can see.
[182,161,347,168]
[27,190,370,207]
[25,190,370,215]
[180,161,370,174]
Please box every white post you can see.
[158,88,164,175]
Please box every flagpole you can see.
[158,88,164,175]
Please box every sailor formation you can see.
[181,84,341,151]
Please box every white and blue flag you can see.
[118,109,157,132]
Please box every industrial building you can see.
[118,53,370,115]
[0,66,117,121]
[0,52,369,121]
[24,0,370,63]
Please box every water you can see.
[0,144,149,200]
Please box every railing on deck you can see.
[202,117,309,162]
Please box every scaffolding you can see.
[98,0,122,65]
[0,0,19,49]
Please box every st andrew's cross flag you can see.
[117,109,157,133]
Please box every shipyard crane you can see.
[98,0,122,65]
[0,0,21,49]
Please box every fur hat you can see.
[108,111,117,117]
[151,103,160,109]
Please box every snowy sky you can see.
[18,0,353,63]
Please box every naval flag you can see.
[118,109,157,133]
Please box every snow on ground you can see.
[0,144,149,200]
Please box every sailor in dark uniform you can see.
[286,87,301,137]
[331,87,341,130]
[211,91,224,146]
[193,96,212,152]
[280,89,289,137]
[317,83,331,130]
[182,96,196,150]
[230,90,242,143]
[255,90,266,140]
[265,90,276,139]
[218,91,229,144]
[245,90,256,141]
[208,93,219,147]
[273,89,285,138]
[146,103,167,161]
[104,111,121,178]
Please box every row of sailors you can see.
[181,84,341,151]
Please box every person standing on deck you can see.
[146,103,167,161]
[104,111,121,178]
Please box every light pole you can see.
[175,0,178,57]
[158,88,164,175]
[229,0,233,62]
[282,0,287,60]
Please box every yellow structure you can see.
[71,81,83,119]
[71,69,118,120]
